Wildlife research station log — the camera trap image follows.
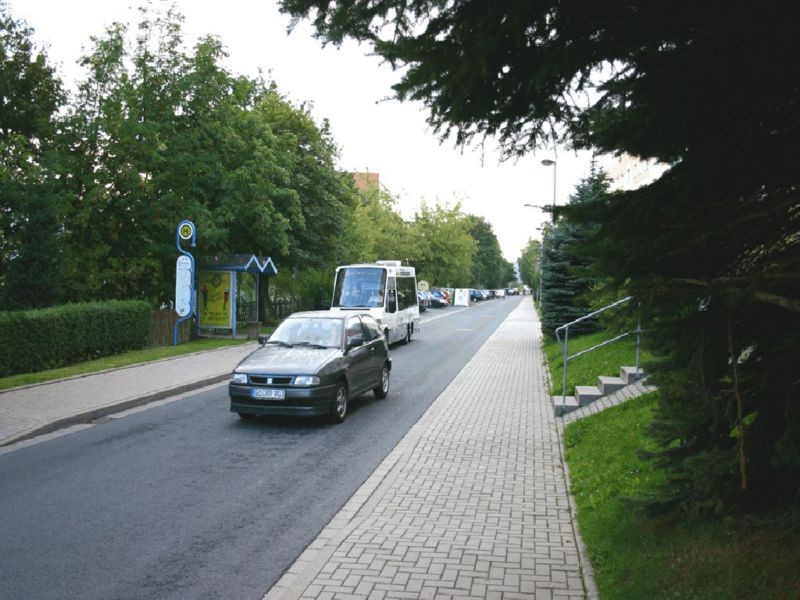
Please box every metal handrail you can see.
[554,296,641,399]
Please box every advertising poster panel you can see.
[199,271,232,328]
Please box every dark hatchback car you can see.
[428,289,448,308]
[229,311,391,423]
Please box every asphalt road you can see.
[0,296,523,600]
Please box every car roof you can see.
[287,310,379,323]
[287,311,345,320]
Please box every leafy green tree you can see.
[518,238,541,293]
[342,184,414,264]
[58,15,178,302]
[258,92,359,269]
[53,5,354,307]
[466,215,511,289]
[410,201,476,287]
[281,0,800,512]
[0,4,65,309]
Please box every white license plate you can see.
[251,388,285,400]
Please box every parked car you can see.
[229,311,391,423]
[428,289,448,308]
[417,290,428,312]
[469,289,483,302]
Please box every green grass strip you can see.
[565,393,800,599]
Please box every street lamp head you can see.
[541,159,556,166]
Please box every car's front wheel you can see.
[330,381,348,423]
[373,363,390,399]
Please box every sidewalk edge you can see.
[0,342,256,396]
[537,303,600,600]
[0,374,230,448]
[263,299,533,600]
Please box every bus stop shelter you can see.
[197,254,277,337]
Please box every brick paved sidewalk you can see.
[266,300,595,599]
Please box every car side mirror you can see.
[347,338,364,351]
[257,334,270,345]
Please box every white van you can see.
[330,260,420,345]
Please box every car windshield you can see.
[269,317,343,348]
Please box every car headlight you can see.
[293,375,320,386]
[231,373,248,384]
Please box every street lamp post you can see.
[541,158,557,219]
[539,159,557,305]
[523,158,556,305]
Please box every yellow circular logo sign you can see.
[179,222,194,240]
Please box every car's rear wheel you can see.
[373,363,390,399]
[330,381,348,423]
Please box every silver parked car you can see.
[229,311,391,423]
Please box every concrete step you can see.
[575,386,602,406]
[598,375,626,395]
[553,396,579,417]
[620,366,645,384]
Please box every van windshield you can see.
[332,267,387,308]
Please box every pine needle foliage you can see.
[281,0,800,512]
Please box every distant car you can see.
[428,289,448,308]
[229,311,391,423]
[417,290,428,312]
[469,289,483,302]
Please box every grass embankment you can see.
[543,330,652,396]
[557,329,800,599]
[0,337,253,392]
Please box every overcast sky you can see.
[12,0,594,262]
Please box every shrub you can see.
[0,300,151,376]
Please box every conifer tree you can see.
[282,0,800,512]
[540,169,607,336]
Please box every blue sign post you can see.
[174,220,196,345]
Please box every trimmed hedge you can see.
[0,300,151,377]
